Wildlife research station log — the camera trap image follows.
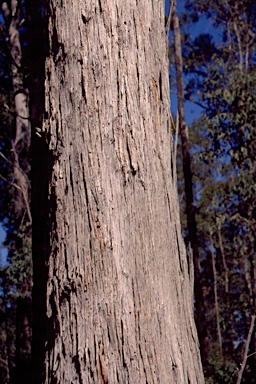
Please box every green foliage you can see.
[204,343,238,384]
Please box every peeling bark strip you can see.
[37,0,204,382]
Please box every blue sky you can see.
[0,224,7,266]
[166,0,219,124]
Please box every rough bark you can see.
[32,1,204,383]
[172,0,208,364]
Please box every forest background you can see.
[0,0,255,383]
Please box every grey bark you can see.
[32,1,204,383]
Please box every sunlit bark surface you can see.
[32,1,204,382]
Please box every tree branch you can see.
[236,314,256,384]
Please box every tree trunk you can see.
[32,1,204,382]
[217,226,228,294]
[236,314,255,384]
[172,0,208,364]
[209,233,222,358]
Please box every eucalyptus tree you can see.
[30,0,205,382]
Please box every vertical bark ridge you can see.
[40,0,204,382]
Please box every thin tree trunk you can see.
[31,0,204,383]
[210,233,223,358]
[172,0,208,364]
[251,249,256,369]
[1,0,31,223]
[233,20,243,73]
[217,226,228,294]
[2,305,11,382]
[236,314,255,384]
[233,1,243,73]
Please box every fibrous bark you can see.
[32,1,204,383]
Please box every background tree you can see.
[0,0,32,382]
[170,0,256,382]
[171,0,208,363]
